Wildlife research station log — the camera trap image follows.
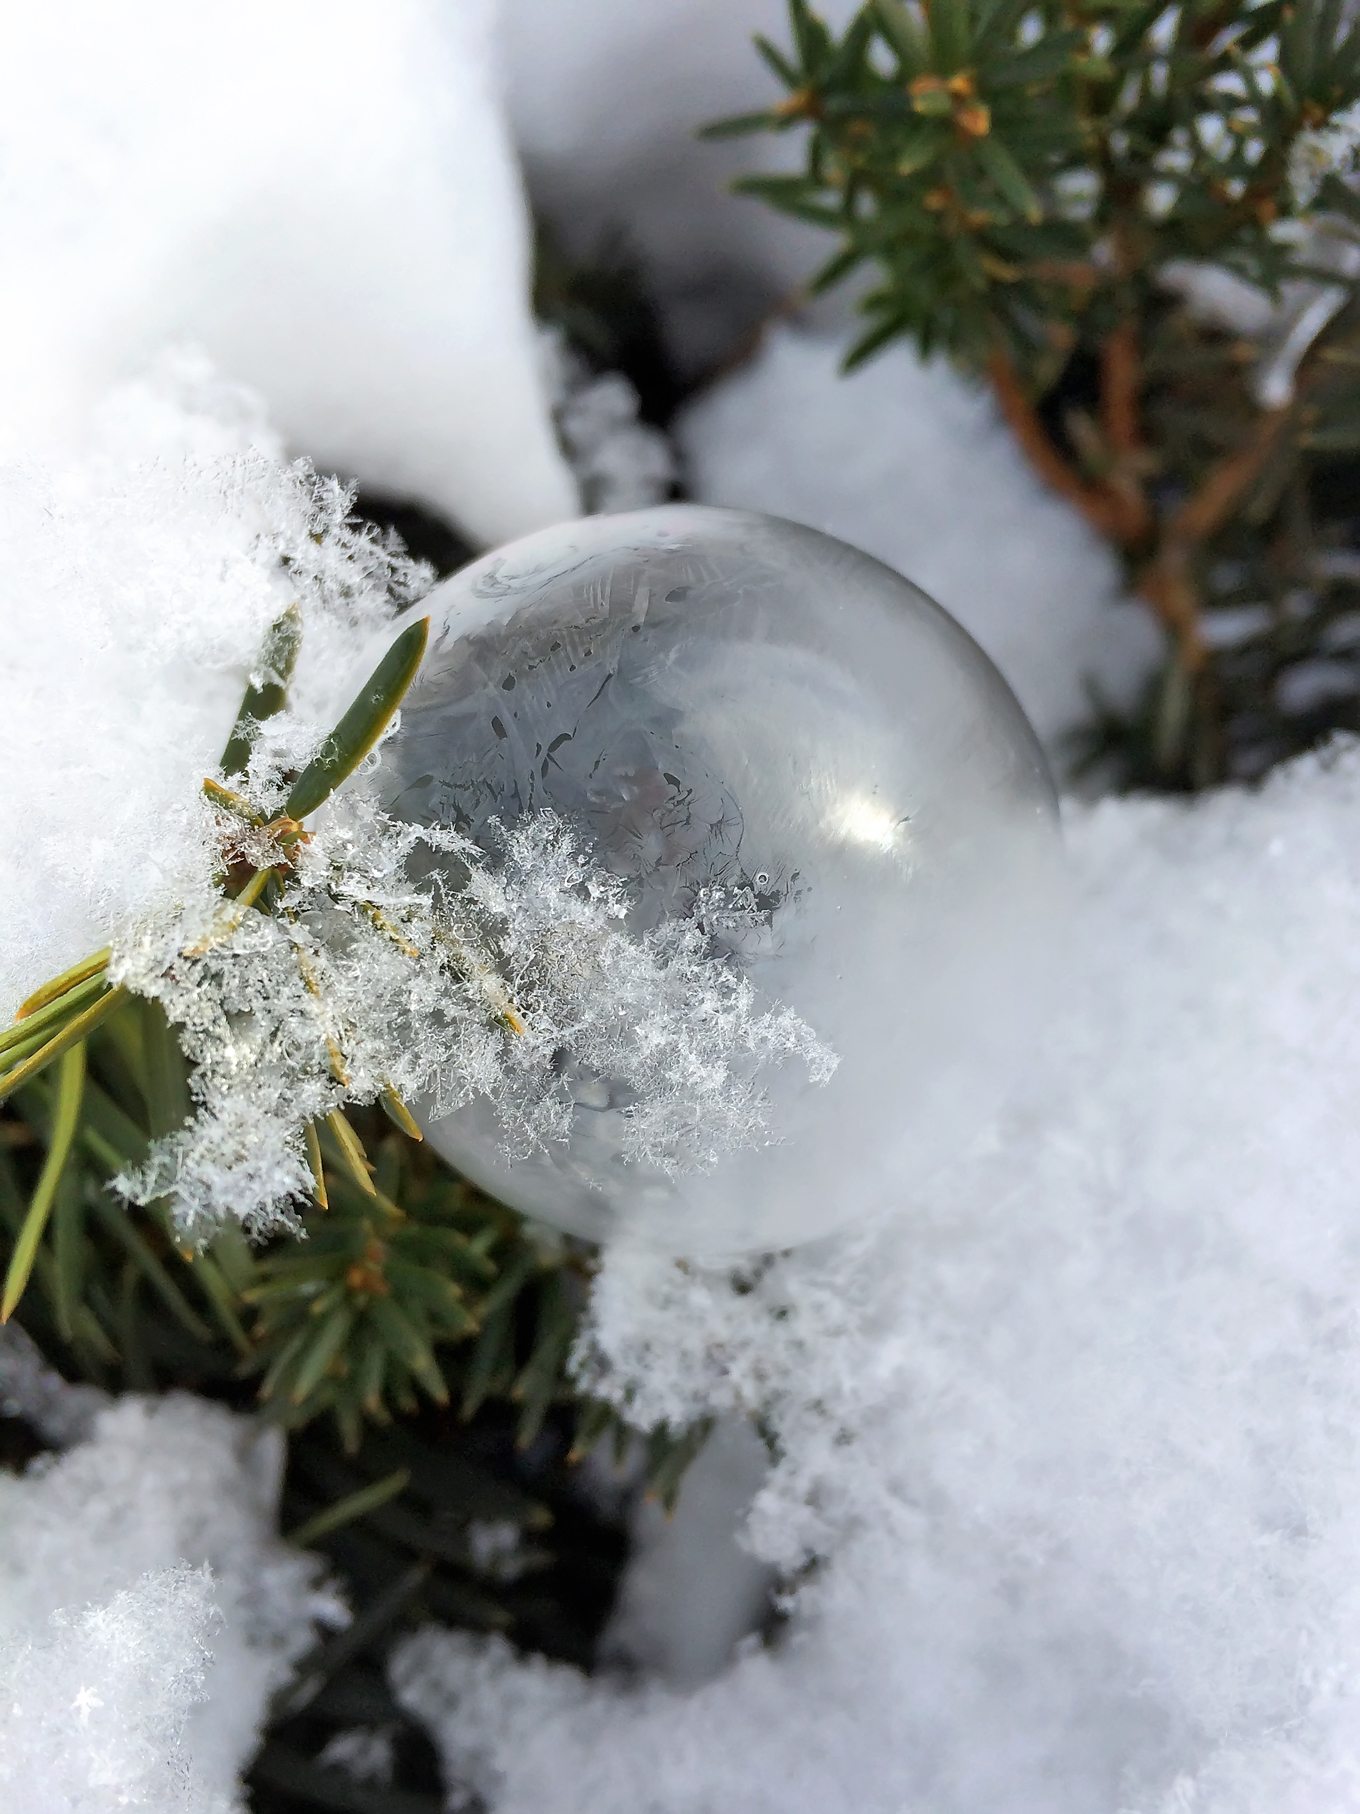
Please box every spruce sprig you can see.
[717,0,1360,786]
[713,0,1360,377]
[0,612,700,1506]
[0,610,432,1315]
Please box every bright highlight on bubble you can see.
[826,793,908,857]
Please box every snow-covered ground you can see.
[4,4,1360,1811]
[401,742,1360,1812]
[0,1393,342,1812]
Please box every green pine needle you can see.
[284,615,429,822]
[1,1042,86,1321]
[16,947,111,1019]
[220,601,302,776]
[0,987,126,1106]
[286,1466,412,1548]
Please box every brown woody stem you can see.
[1167,404,1290,546]
[1099,321,1141,458]
[986,347,1130,541]
[991,333,1291,685]
[1137,404,1291,677]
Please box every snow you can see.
[1289,99,1360,206]
[501,0,862,374]
[316,1725,397,1788]
[0,351,427,1024]
[0,0,576,546]
[542,330,675,515]
[0,1325,106,1449]
[1,1567,229,1814]
[599,1417,773,1688]
[677,324,1162,755]
[0,1395,340,1811]
[395,741,1360,1814]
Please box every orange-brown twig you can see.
[1138,554,1210,676]
[1166,403,1290,547]
[1100,321,1142,458]
[1098,320,1155,544]
[991,338,1291,682]
[1135,403,1290,677]
[986,347,1132,541]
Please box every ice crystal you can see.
[111,785,833,1240]
[463,815,837,1169]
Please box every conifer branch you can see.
[722,0,1360,784]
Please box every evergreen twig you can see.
[721,0,1360,785]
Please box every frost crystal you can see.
[464,815,837,1168]
[111,795,834,1240]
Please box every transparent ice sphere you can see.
[378,505,1063,1255]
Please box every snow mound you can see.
[396,741,1360,1814]
[0,351,426,1022]
[0,1395,340,1811]
[0,0,575,544]
[678,325,1161,754]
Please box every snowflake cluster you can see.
[111,778,834,1240]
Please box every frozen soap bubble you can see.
[378,505,1062,1256]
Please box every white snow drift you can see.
[0,1395,340,1813]
[0,0,576,545]
[397,742,1360,1814]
